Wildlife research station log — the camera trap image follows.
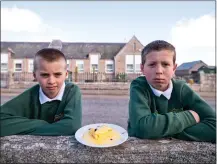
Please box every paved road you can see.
[1,94,216,130]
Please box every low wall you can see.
[1,82,215,97]
[200,74,216,92]
[3,81,216,92]
[1,135,215,163]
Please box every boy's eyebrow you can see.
[161,61,170,63]
[40,72,49,75]
[146,61,157,64]
[54,72,63,74]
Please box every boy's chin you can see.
[46,91,58,99]
[152,84,168,91]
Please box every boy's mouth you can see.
[153,78,165,83]
[47,86,57,90]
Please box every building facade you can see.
[1,36,144,82]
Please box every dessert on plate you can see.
[82,125,121,145]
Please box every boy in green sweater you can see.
[1,48,82,136]
[128,40,216,143]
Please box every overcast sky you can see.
[1,1,215,66]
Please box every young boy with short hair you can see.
[1,48,82,136]
[128,40,216,143]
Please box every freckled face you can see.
[141,50,177,91]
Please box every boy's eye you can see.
[54,73,62,77]
[148,63,155,67]
[40,74,49,77]
[162,63,170,67]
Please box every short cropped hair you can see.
[141,40,176,65]
[33,48,67,72]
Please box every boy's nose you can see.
[48,76,55,84]
[155,66,163,74]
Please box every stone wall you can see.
[1,135,215,163]
[199,73,216,92]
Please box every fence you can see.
[0,72,143,88]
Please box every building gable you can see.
[114,35,144,73]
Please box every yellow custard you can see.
[82,125,121,145]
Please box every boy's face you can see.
[141,50,177,91]
[33,57,68,99]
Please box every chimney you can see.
[48,39,62,50]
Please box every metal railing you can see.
[0,72,143,83]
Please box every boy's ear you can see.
[173,63,177,71]
[140,64,144,72]
[33,72,37,81]
[33,72,36,79]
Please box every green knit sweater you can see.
[128,76,216,143]
[0,83,82,136]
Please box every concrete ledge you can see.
[1,87,215,98]
[0,135,215,163]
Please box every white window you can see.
[1,63,8,72]
[126,55,141,73]
[76,60,84,73]
[90,54,99,72]
[91,64,98,73]
[135,55,141,73]
[28,59,33,72]
[67,60,70,71]
[105,60,114,73]
[126,55,134,73]
[14,59,23,72]
[1,53,8,72]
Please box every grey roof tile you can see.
[1,41,125,60]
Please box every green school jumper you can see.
[0,83,82,136]
[128,76,216,143]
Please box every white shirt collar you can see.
[148,80,173,100]
[39,82,65,104]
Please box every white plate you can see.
[75,123,128,148]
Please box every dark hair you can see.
[141,40,176,65]
[33,48,67,72]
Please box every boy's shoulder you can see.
[130,76,149,91]
[64,82,81,94]
[171,78,188,90]
[20,84,40,95]
[65,82,80,89]
[131,76,148,85]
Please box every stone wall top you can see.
[1,135,215,163]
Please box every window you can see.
[1,53,8,72]
[67,60,70,71]
[135,55,141,73]
[105,60,114,73]
[126,64,134,73]
[1,63,8,72]
[15,63,22,72]
[135,64,141,72]
[126,55,134,73]
[126,55,141,73]
[133,42,136,52]
[90,54,99,73]
[76,60,84,73]
[91,64,98,72]
[28,59,33,72]
[14,60,23,72]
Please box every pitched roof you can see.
[176,60,206,71]
[1,41,126,60]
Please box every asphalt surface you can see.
[1,94,216,130]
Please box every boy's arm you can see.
[173,84,216,143]
[128,81,197,139]
[28,85,82,136]
[0,88,49,137]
